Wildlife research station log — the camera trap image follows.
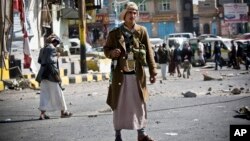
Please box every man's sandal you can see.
[61,111,72,118]
[39,114,50,120]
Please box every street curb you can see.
[0,73,110,91]
[0,81,4,91]
[68,73,110,84]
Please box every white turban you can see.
[119,2,139,20]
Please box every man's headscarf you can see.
[46,33,61,44]
[119,2,139,20]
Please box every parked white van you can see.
[189,37,233,65]
[149,38,164,47]
[166,37,189,50]
[168,33,194,39]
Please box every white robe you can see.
[39,80,67,112]
[113,75,147,130]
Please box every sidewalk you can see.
[0,49,111,91]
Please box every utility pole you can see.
[78,0,87,73]
[0,1,3,56]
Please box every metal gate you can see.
[211,22,217,35]
[158,22,175,39]
[139,22,152,37]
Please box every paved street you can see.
[0,66,250,141]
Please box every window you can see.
[68,20,79,38]
[159,0,170,11]
[139,3,146,12]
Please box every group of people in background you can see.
[157,40,193,80]
[155,39,250,80]
[228,40,250,70]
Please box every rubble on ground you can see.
[203,74,223,81]
[235,106,250,120]
[181,91,197,98]
[231,88,241,95]
[2,78,38,90]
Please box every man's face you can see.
[124,9,138,24]
[52,40,60,47]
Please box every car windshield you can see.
[168,33,192,38]
[149,38,163,46]
[203,39,232,50]
[183,34,190,38]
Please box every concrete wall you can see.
[52,5,70,51]
[28,0,42,50]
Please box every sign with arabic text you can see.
[224,3,249,23]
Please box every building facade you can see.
[197,0,218,35]
[58,0,195,47]
[197,0,250,37]
[86,0,194,45]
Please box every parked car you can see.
[166,37,189,50]
[197,34,221,40]
[189,37,233,65]
[89,46,105,57]
[69,38,92,54]
[168,32,194,39]
[234,39,250,52]
[149,38,164,47]
[236,33,250,40]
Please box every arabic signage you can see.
[223,3,249,23]
[138,13,150,22]
[151,14,177,22]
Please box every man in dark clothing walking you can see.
[245,41,250,70]
[182,42,193,78]
[157,43,170,80]
[213,41,222,70]
[173,41,182,77]
[228,40,238,69]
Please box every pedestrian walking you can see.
[204,42,212,59]
[36,34,72,120]
[103,2,157,141]
[245,41,250,70]
[153,45,159,63]
[157,43,170,80]
[228,40,238,69]
[236,41,244,69]
[173,41,182,77]
[182,41,193,78]
[168,42,176,76]
[197,39,205,66]
[213,41,223,70]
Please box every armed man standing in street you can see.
[103,2,157,141]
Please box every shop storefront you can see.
[151,14,176,39]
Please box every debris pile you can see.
[3,78,38,90]
[203,74,223,81]
[235,106,250,120]
[182,91,197,98]
[231,88,241,95]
